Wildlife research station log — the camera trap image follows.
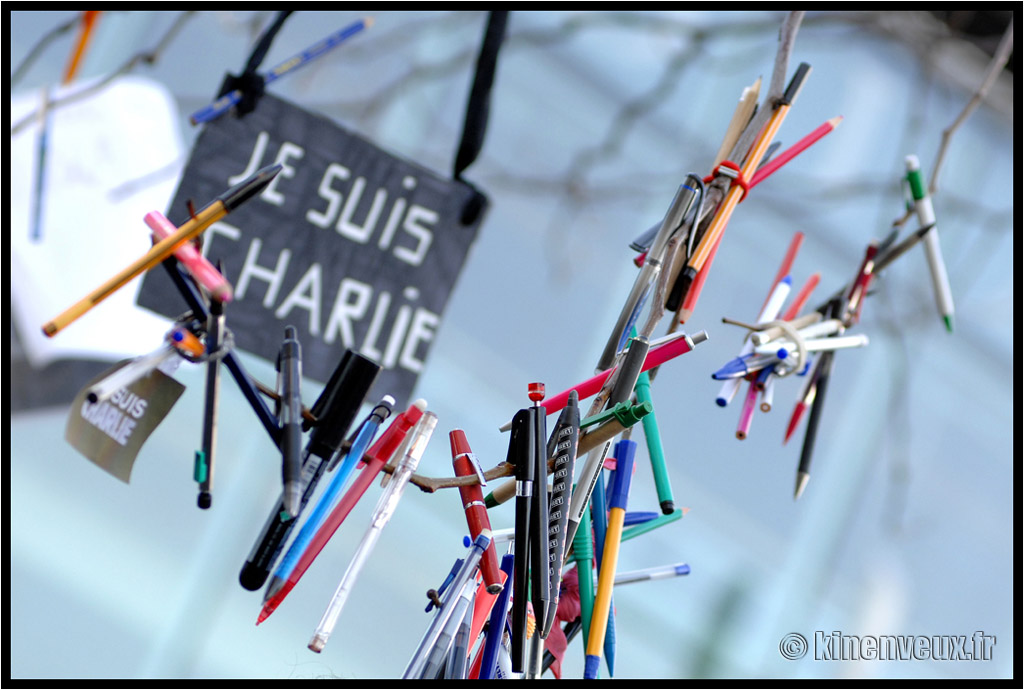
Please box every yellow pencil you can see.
[41,164,281,338]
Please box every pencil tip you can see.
[794,472,810,500]
[943,315,954,333]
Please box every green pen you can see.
[634,370,674,515]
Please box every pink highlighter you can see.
[144,210,233,302]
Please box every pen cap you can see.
[307,353,381,459]
[608,439,636,511]
[505,409,532,480]
[306,350,353,430]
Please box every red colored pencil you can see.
[749,116,843,188]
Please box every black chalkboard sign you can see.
[137,93,486,407]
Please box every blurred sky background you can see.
[9,10,1016,681]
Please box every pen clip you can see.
[426,557,463,612]
[464,452,487,487]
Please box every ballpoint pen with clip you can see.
[276,326,304,520]
[310,411,439,654]
[240,351,379,591]
[258,399,425,623]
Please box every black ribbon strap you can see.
[218,10,294,117]
[452,11,509,225]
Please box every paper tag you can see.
[65,359,186,483]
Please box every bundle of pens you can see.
[710,231,865,499]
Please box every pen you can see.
[715,276,791,402]
[753,333,870,356]
[528,384,551,642]
[42,164,281,337]
[276,326,304,519]
[444,586,476,680]
[159,258,281,442]
[421,574,476,679]
[450,429,503,594]
[239,350,379,592]
[760,368,777,412]
[196,290,225,509]
[584,438,636,679]
[735,377,761,440]
[497,331,706,431]
[508,403,534,672]
[844,242,878,325]
[783,355,821,445]
[262,396,392,608]
[310,412,438,653]
[85,342,179,405]
[144,210,233,302]
[614,562,691,586]
[562,333,653,553]
[399,529,491,674]
[681,64,810,312]
[712,351,786,381]
[541,390,580,638]
[596,182,701,372]
[634,371,674,515]
[190,17,373,124]
[794,350,835,500]
[905,154,954,332]
[258,399,425,622]
[479,553,515,680]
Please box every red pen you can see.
[500,331,705,431]
[258,399,427,624]
[845,242,879,324]
[450,429,504,594]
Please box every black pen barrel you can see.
[239,352,379,591]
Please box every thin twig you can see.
[11,12,197,137]
[10,14,81,89]
[929,20,1013,194]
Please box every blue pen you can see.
[479,553,516,680]
[425,557,464,613]
[712,351,786,380]
[263,396,392,598]
[623,511,659,527]
[190,17,373,124]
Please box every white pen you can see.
[308,412,438,654]
[905,154,954,332]
[716,277,791,406]
[754,333,869,356]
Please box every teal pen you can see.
[634,370,674,514]
[905,154,954,332]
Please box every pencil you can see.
[712,77,762,168]
[683,64,811,308]
[749,116,843,188]
[62,11,101,84]
[41,164,281,338]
